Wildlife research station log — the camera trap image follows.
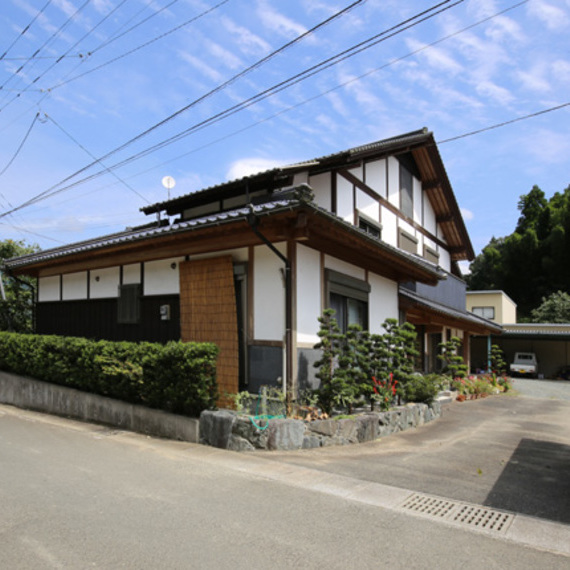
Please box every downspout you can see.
[247,210,293,405]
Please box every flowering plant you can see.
[372,373,398,411]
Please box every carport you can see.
[471,324,570,379]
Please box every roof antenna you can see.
[162,175,176,200]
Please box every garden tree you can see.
[530,291,570,323]
[379,319,418,404]
[467,184,570,319]
[490,344,507,376]
[0,239,40,332]
[438,337,468,379]
[313,309,345,415]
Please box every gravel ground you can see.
[513,377,570,401]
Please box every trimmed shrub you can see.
[0,332,219,417]
[402,373,440,404]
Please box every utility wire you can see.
[0,0,54,61]
[0,0,375,213]
[89,0,180,55]
[79,0,463,172]
[2,0,548,219]
[45,113,150,203]
[44,0,232,93]
[0,0,92,94]
[0,0,129,112]
[0,112,40,177]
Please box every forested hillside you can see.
[466,185,570,320]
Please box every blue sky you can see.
[0,0,569,273]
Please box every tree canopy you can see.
[466,184,570,320]
[0,239,40,332]
[530,291,570,323]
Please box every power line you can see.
[0,112,40,177]
[44,0,232,93]
[77,0,463,173]
[0,0,129,112]
[0,0,54,61]
[0,0,92,95]
[437,102,570,144]
[45,113,150,203]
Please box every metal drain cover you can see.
[401,494,514,535]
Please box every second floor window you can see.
[472,306,495,320]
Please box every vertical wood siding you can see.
[179,256,239,397]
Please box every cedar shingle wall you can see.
[179,256,238,398]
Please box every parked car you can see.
[509,352,538,377]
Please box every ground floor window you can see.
[326,269,370,332]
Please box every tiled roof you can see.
[5,192,442,280]
[400,286,503,333]
[141,128,431,215]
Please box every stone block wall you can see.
[200,401,442,451]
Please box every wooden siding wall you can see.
[35,295,180,343]
[179,256,239,397]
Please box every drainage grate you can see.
[401,493,514,535]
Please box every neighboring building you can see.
[5,128,499,396]
[468,291,570,378]
[466,290,517,324]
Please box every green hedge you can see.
[0,332,219,417]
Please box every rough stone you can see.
[302,434,322,449]
[199,410,236,449]
[307,419,338,437]
[266,419,305,450]
[228,434,255,452]
[336,418,359,443]
[355,414,379,443]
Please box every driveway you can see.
[263,382,570,526]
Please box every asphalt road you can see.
[1,382,570,568]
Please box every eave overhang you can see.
[140,129,473,261]
[6,199,443,286]
[400,287,502,336]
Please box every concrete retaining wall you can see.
[0,371,199,442]
[200,401,442,451]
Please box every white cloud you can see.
[461,207,474,221]
[475,80,515,105]
[226,157,285,180]
[517,65,552,92]
[524,129,570,164]
[406,39,463,75]
[179,52,223,82]
[221,17,271,56]
[207,41,243,70]
[528,0,569,30]
[257,2,307,39]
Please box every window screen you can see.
[118,284,141,324]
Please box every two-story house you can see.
[5,128,500,397]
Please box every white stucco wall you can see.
[381,208,398,247]
[336,174,353,223]
[296,244,321,344]
[309,172,331,211]
[368,272,399,334]
[253,244,286,341]
[438,247,451,272]
[38,276,60,302]
[423,194,437,234]
[62,272,87,301]
[356,188,380,222]
[413,177,422,223]
[90,267,120,299]
[122,263,141,285]
[387,156,400,208]
[144,258,184,295]
[324,255,365,280]
[365,159,386,198]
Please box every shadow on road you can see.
[484,438,570,524]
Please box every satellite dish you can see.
[161,175,176,199]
